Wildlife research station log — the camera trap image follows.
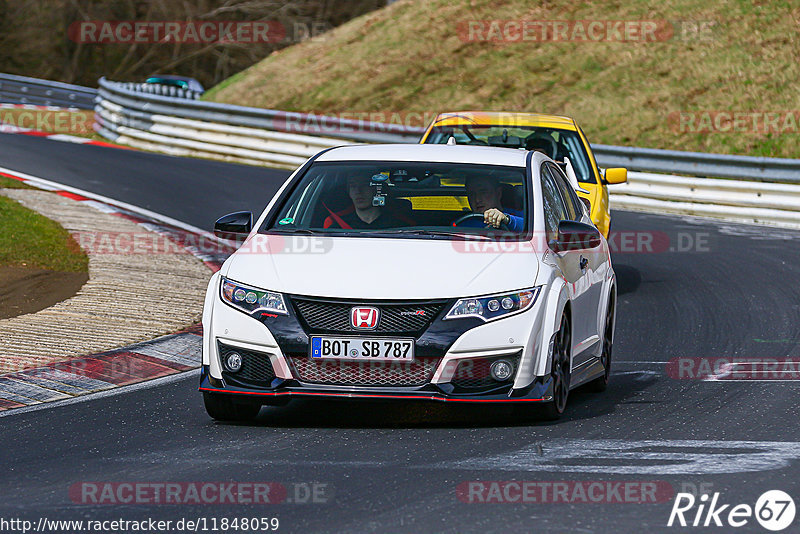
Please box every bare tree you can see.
[0,0,387,87]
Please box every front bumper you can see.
[199,366,553,403]
[202,275,552,403]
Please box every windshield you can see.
[424,125,596,184]
[264,161,529,237]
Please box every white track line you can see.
[0,165,227,245]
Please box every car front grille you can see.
[290,297,447,336]
[218,342,276,387]
[286,355,441,386]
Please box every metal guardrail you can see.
[103,80,203,101]
[93,77,800,228]
[592,144,800,184]
[96,77,800,184]
[610,171,800,228]
[97,77,424,145]
[0,73,97,109]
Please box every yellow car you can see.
[420,111,627,237]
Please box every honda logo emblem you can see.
[351,307,380,329]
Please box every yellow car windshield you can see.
[424,125,595,184]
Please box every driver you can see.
[460,175,524,232]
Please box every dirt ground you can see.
[0,266,88,320]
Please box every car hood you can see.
[222,234,540,300]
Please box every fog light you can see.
[225,352,242,373]
[490,359,514,381]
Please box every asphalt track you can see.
[1,133,799,533]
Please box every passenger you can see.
[461,175,524,232]
[323,174,412,229]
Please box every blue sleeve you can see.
[505,211,524,233]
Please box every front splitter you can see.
[199,368,552,404]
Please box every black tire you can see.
[539,313,572,420]
[203,392,261,422]
[588,297,614,393]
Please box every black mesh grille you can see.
[287,355,441,386]
[451,355,521,389]
[218,342,276,387]
[291,297,446,335]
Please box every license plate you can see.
[310,336,414,361]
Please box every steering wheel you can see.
[452,213,510,231]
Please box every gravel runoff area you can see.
[0,189,211,374]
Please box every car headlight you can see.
[220,278,287,316]
[444,287,540,322]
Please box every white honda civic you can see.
[199,144,617,421]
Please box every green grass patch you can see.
[0,176,33,189]
[0,194,88,272]
[201,70,249,102]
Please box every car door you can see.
[547,162,607,363]
[541,164,595,367]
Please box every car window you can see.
[263,161,529,237]
[425,125,596,183]
[540,164,568,241]
[546,163,581,221]
[558,132,592,184]
[577,126,599,182]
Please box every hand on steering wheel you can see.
[483,208,509,229]
[452,211,510,231]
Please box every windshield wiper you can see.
[268,228,318,235]
[371,229,491,240]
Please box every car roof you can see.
[146,75,205,91]
[429,111,577,130]
[317,144,531,167]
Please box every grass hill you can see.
[204,0,800,158]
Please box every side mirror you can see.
[214,211,252,240]
[603,167,627,184]
[549,220,602,252]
